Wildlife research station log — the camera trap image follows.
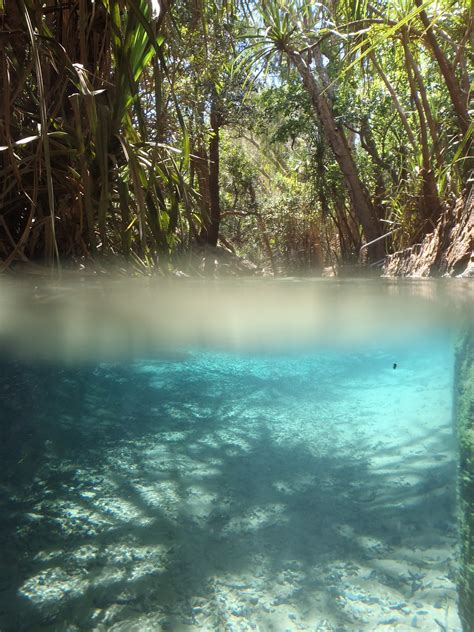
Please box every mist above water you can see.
[0,276,472,361]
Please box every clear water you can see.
[0,279,470,631]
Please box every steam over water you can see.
[0,278,471,631]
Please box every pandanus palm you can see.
[0,0,193,269]
[334,0,471,233]
[240,0,385,261]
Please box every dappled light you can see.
[0,0,472,628]
[0,330,462,630]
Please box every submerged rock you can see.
[455,331,474,632]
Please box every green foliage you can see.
[0,0,196,269]
[0,0,470,270]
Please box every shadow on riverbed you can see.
[0,357,459,631]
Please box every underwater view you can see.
[0,279,471,632]
[2,0,472,628]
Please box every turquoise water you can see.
[0,324,462,631]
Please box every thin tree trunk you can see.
[402,38,440,155]
[414,0,469,134]
[193,143,211,235]
[248,182,276,274]
[256,215,277,274]
[286,49,384,261]
[359,116,396,186]
[203,99,221,246]
[402,35,442,224]
[315,142,358,262]
[369,52,417,148]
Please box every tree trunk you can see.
[287,49,384,261]
[359,116,396,187]
[200,99,221,246]
[314,142,359,262]
[193,144,211,231]
[414,0,469,135]
[402,37,440,158]
[248,182,276,274]
[369,52,417,148]
[403,34,442,225]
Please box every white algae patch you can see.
[0,335,462,631]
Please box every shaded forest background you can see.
[0,0,471,274]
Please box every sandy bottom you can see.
[0,335,462,631]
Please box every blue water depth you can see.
[0,331,461,631]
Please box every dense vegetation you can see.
[0,0,471,273]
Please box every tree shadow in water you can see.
[0,356,459,631]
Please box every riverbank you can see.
[383,186,473,279]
